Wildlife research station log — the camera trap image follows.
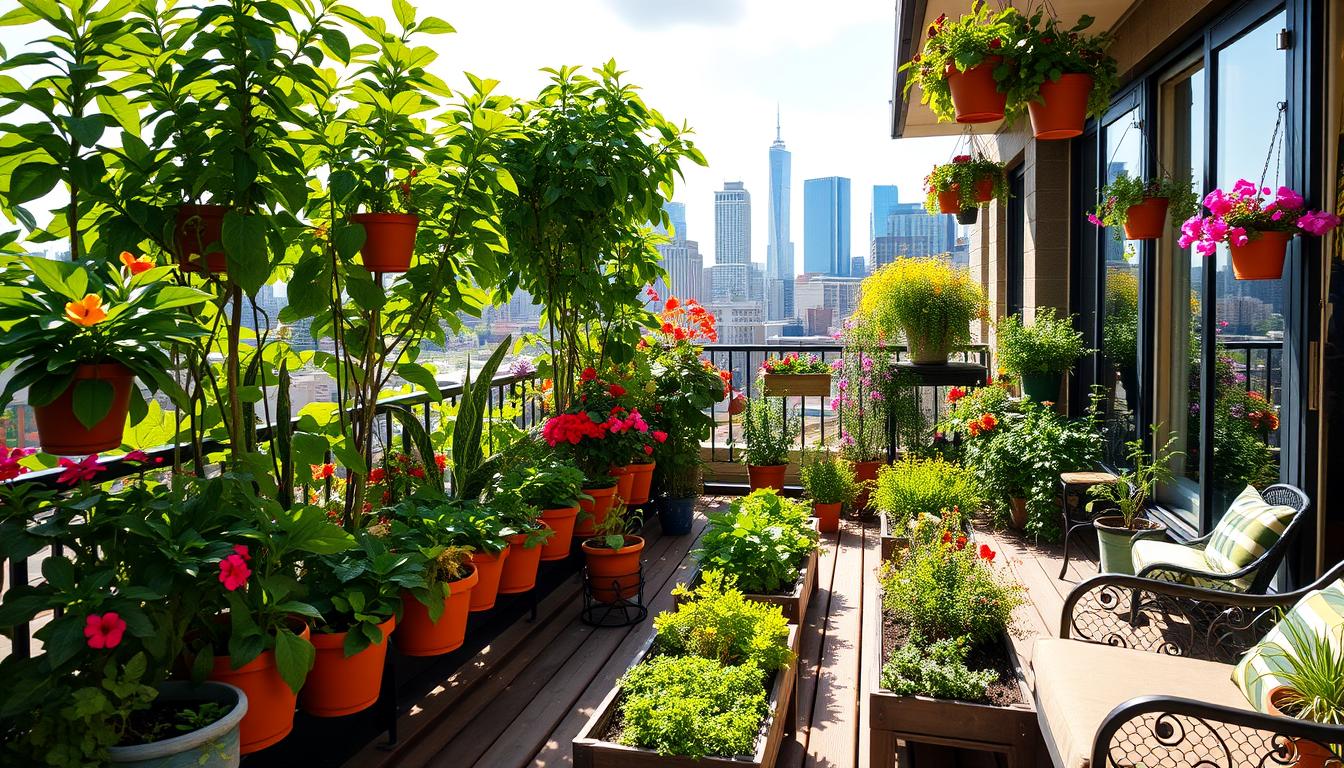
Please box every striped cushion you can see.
[1131,539,1249,591]
[1203,485,1295,576]
[1232,580,1344,711]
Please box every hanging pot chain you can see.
[1258,101,1288,191]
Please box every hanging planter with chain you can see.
[924,131,1008,224]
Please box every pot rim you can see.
[1093,515,1166,532]
[581,534,646,554]
[107,681,247,761]
[310,615,396,648]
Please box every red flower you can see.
[232,544,251,562]
[665,296,680,311]
[652,430,668,443]
[57,455,105,486]
[84,612,126,649]
[311,463,335,481]
[123,450,149,463]
[966,419,981,437]
[661,321,674,334]
[0,444,34,481]
[434,454,448,469]
[1041,36,1055,44]
[978,544,996,562]
[643,444,654,455]
[979,413,998,431]
[956,534,968,550]
[946,386,966,404]
[219,554,251,591]
[409,466,426,479]
[581,367,597,381]
[989,37,1002,49]
[609,384,626,397]
[369,467,387,484]
[952,154,972,164]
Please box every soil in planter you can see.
[881,616,1023,707]
[122,699,230,745]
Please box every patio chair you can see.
[1032,560,1344,768]
[1128,483,1311,593]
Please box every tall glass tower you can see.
[766,108,795,320]
[714,181,751,301]
[803,176,851,276]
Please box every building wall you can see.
[803,176,852,276]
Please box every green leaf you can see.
[221,212,270,296]
[63,115,104,147]
[8,161,60,205]
[71,378,114,430]
[330,440,368,476]
[27,371,72,408]
[332,221,364,260]
[392,0,415,28]
[344,266,385,311]
[397,362,441,401]
[273,627,315,695]
[38,615,84,668]
[291,432,329,472]
[418,16,455,34]
[41,556,74,590]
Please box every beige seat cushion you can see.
[1032,638,1256,768]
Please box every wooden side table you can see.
[1059,471,1119,578]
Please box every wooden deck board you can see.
[801,519,867,768]
[777,524,845,768]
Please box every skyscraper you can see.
[653,239,703,304]
[660,201,687,241]
[871,185,900,240]
[803,176,851,276]
[714,181,751,301]
[766,109,795,320]
[870,202,959,271]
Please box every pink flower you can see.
[1086,213,1103,227]
[232,544,251,561]
[1203,217,1228,243]
[643,444,654,456]
[1298,210,1341,237]
[218,554,251,591]
[1196,240,1218,257]
[652,430,668,444]
[1228,227,1249,247]
[123,450,149,463]
[0,445,34,481]
[1203,190,1234,217]
[84,612,127,649]
[1271,210,1285,221]
[57,455,105,486]
[1275,186,1305,210]
[1232,179,1259,198]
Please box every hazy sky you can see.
[2,0,956,270]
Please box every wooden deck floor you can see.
[344,500,1099,768]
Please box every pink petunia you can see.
[1232,179,1259,198]
[84,612,126,649]
[1275,186,1305,210]
[123,450,149,463]
[218,554,251,591]
[1204,190,1234,217]
[56,455,105,486]
[1228,227,1249,247]
[1298,210,1341,237]
[652,430,668,444]
[1086,213,1103,227]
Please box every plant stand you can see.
[581,563,649,628]
[886,361,987,461]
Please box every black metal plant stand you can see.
[580,564,649,627]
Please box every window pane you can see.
[1100,108,1142,467]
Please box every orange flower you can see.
[119,251,154,275]
[966,418,981,437]
[65,294,107,327]
[979,413,998,431]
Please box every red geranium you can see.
[84,612,126,649]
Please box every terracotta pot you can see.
[207,623,310,754]
[747,463,787,491]
[1267,686,1337,768]
[174,203,228,273]
[905,329,952,365]
[814,502,841,533]
[300,616,394,718]
[1027,73,1094,140]
[350,212,419,273]
[1122,197,1170,240]
[610,465,635,505]
[973,175,995,203]
[937,186,962,214]
[945,56,1006,123]
[853,459,884,513]
[1008,496,1029,530]
[499,531,543,594]
[33,362,134,455]
[727,393,747,415]
[538,505,579,560]
[1230,230,1293,280]
[626,461,656,505]
[396,566,477,656]
[582,535,645,602]
[574,483,617,538]
[468,548,509,612]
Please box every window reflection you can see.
[1099,108,1143,467]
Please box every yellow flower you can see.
[65,294,107,327]
[119,250,155,275]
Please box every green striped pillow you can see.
[1203,485,1296,576]
[1232,580,1344,711]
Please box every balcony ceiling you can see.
[892,0,1140,138]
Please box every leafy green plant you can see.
[880,537,1022,645]
[1000,10,1119,124]
[739,394,798,467]
[494,438,588,510]
[873,456,980,532]
[656,572,793,672]
[617,655,768,758]
[591,501,643,551]
[695,491,820,594]
[898,2,1019,123]
[923,155,1009,215]
[857,257,986,358]
[1089,171,1199,237]
[881,632,995,701]
[995,308,1090,377]
[1257,621,1344,725]
[760,352,829,375]
[1087,425,1180,529]
[800,445,858,506]
[304,528,426,657]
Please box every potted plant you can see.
[1179,180,1341,280]
[1258,620,1344,768]
[1001,10,1119,140]
[0,255,210,455]
[544,367,638,538]
[1087,428,1178,574]
[488,489,554,595]
[174,203,230,273]
[495,441,589,561]
[899,3,1019,124]
[994,308,1090,402]
[800,444,857,533]
[1088,171,1199,241]
[857,256,986,365]
[923,154,1008,225]
[739,394,799,491]
[582,503,646,603]
[760,351,832,397]
[387,509,477,658]
[834,319,894,511]
[872,456,980,557]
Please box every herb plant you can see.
[994,308,1090,377]
[800,446,858,506]
[1088,171,1199,236]
[1087,425,1180,530]
[873,456,980,532]
[1257,621,1344,725]
[591,502,643,551]
[739,394,798,467]
[656,572,793,672]
[695,491,819,594]
[880,537,1022,645]
[881,632,995,701]
[617,655,768,758]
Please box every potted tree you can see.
[760,352,832,397]
[582,503,646,603]
[740,394,799,491]
[1087,429,1177,574]
[857,256,986,365]
[1179,179,1340,280]
[0,255,210,455]
[800,444,857,533]
[923,154,1008,225]
[1258,620,1344,768]
[899,3,1019,124]
[1088,171,1198,241]
[1001,10,1119,140]
[994,308,1090,403]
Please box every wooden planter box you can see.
[677,519,819,623]
[761,373,830,397]
[878,512,911,562]
[573,626,800,768]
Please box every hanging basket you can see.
[1229,230,1293,280]
[1122,197,1170,240]
[351,213,419,273]
[1027,73,1094,140]
[937,187,962,214]
[945,56,1006,124]
[174,204,229,273]
[973,175,995,203]
[956,208,979,225]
